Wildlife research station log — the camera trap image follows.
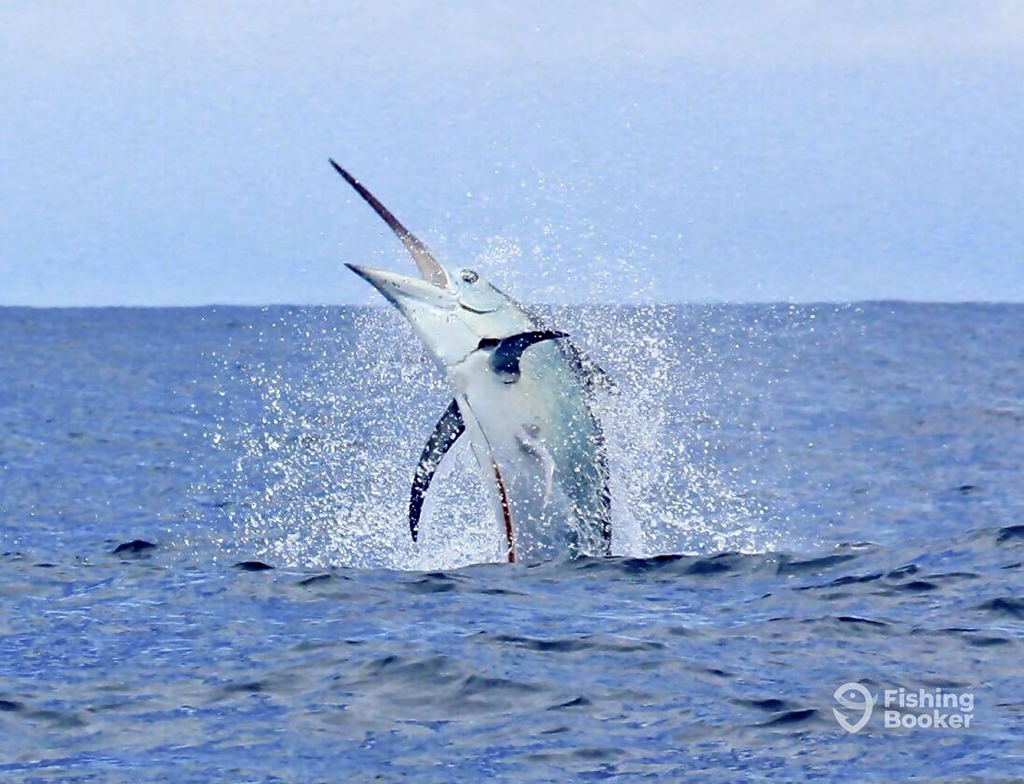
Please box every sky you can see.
[1,1,1022,306]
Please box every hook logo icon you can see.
[833,682,876,733]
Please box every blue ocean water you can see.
[0,303,1022,782]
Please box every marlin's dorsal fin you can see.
[515,304,615,394]
[489,331,568,382]
[328,159,449,288]
[409,398,465,542]
[559,338,618,395]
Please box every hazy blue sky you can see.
[1,2,1022,305]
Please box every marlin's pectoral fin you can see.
[409,398,465,542]
[516,425,556,504]
[491,330,568,382]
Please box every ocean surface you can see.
[1,302,1022,782]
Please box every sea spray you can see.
[198,265,787,567]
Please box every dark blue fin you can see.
[409,399,465,542]
[489,330,568,382]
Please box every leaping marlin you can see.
[331,160,611,563]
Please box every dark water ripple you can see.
[1,304,1023,781]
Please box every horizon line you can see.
[2,299,1022,310]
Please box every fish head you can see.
[347,263,527,368]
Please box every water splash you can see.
[198,255,787,569]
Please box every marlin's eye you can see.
[460,269,479,283]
